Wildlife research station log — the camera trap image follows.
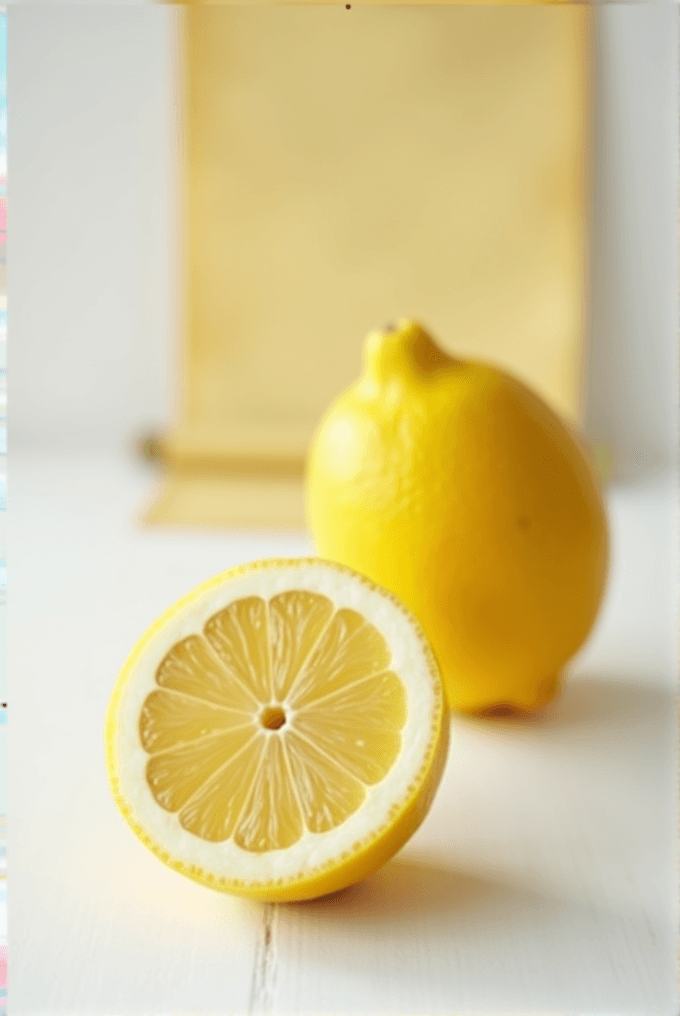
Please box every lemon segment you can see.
[105,558,448,902]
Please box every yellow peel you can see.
[105,558,448,902]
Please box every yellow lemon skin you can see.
[105,557,449,903]
[108,706,449,904]
[306,321,609,715]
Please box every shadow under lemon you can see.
[286,672,671,916]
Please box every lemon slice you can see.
[105,558,448,902]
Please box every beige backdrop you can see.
[150,4,589,528]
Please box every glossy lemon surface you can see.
[106,558,448,901]
[306,321,608,715]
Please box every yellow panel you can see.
[151,5,589,527]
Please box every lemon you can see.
[306,320,609,715]
[105,558,448,902]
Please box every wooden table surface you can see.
[11,450,677,1016]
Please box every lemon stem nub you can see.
[260,705,287,731]
[362,321,453,386]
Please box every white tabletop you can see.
[11,449,677,1015]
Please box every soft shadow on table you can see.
[280,849,672,1012]
[275,674,675,1012]
[455,672,673,754]
[283,673,673,924]
[289,856,499,920]
[540,672,670,727]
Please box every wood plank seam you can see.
[248,902,279,1016]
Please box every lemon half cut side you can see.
[105,558,448,902]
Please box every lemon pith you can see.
[105,558,448,902]
[306,320,609,715]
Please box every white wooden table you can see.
[11,450,677,1015]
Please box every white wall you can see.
[584,3,678,480]
[10,5,179,451]
[10,4,679,477]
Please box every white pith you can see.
[111,560,439,886]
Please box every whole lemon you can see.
[305,320,608,715]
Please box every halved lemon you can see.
[105,558,448,902]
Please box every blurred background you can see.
[9,2,678,487]
[8,8,678,1015]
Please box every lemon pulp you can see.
[106,559,448,901]
[140,592,406,850]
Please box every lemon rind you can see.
[104,557,448,902]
